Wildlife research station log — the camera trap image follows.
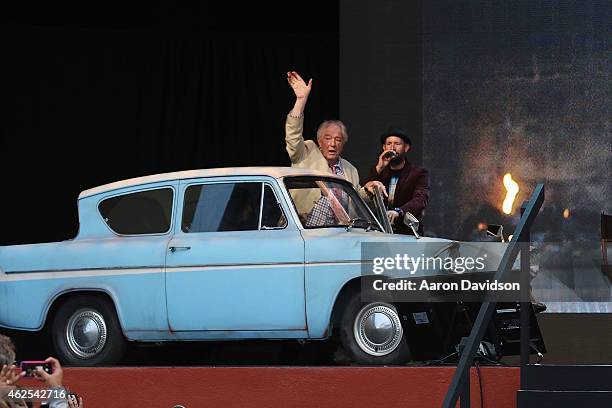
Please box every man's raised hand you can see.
[287,71,312,99]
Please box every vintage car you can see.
[0,167,503,366]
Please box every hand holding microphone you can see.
[376,149,398,173]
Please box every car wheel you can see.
[339,292,410,365]
[51,296,126,366]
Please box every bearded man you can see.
[363,128,430,235]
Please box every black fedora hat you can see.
[379,127,412,146]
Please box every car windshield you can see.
[284,176,382,231]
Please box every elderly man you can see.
[285,71,360,187]
[285,71,374,225]
[363,127,430,235]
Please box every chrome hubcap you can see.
[353,303,403,356]
[65,309,107,358]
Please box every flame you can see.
[502,173,519,215]
[563,208,570,219]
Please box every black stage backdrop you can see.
[0,16,339,244]
[340,0,423,176]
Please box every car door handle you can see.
[169,246,191,253]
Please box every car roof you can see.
[78,166,342,199]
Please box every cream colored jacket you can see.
[285,115,360,187]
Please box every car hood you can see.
[300,228,511,276]
[301,228,451,262]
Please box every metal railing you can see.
[441,184,545,408]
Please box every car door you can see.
[165,177,306,331]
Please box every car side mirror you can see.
[403,211,420,238]
[486,224,505,242]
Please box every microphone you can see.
[383,150,398,159]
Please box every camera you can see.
[19,360,52,377]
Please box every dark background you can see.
[1,0,610,245]
[0,2,341,245]
[340,0,424,174]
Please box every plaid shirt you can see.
[305,162,347,227]
[306,195,334,226]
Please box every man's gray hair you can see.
[316,120,349,143]
[0,334,16,366]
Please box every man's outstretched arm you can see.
[285,71,312,163]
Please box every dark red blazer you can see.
[365,162,430,235]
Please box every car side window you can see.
[99,188,173,235]
[182,182,262,233]
[261,184,287,229]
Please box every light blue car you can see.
[0,167,479,366]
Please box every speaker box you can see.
[395,301,546,362]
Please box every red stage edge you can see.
[51,366,519,407]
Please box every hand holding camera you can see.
[19,360,53,377]
[32,357,63,388]
[0,363,24,386]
